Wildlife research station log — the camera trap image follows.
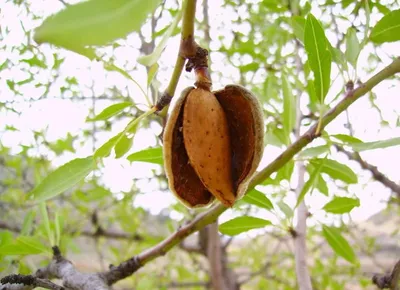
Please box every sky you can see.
[0,0,400,228]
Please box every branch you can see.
[0,247,109,290]
[373,259,400,290]
[102,57,400,285]
[335,145,400,200]
[291,6,312,288]
[155,0,198,111]
[0,275,64,290]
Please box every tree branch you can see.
[335,145,400,200]
[373,259,400,290]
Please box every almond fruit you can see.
[163,85,264,208]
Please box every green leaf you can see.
[219,216,271,236]
[291,16,306,43]
[296,160,325,207]
[114,135,133,158]
[147,63,159,88]
[277,200,293,219]
[0,236,51,255]
[322,225,357,263]
[127,147,163,165]
[282,73,296,141]
[345,27,361,67]
[28,157,95,202]
[21,210,36,236]
[34,0,161,49]
[138,9,182,66]
[316,174,329,196]
[88,102,132,122]
[370,9,400,43]
[329,46,348,71]
[55,211,63,246]
[310,158,358,184]
[331,134,363,144]
[298,145,330,158]
[242,189,274,211]
[349,137,400,152]
[95,134,122,158]
[40,202,54,246]
[304,14,332,103]
[323,197,360,214]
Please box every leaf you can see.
[370,9,400,43]
[323,197,360,214]
[242,189,274,211]
[322,225,357,263]
[282,73,296,141]
[34,0,161,49]
[138,9,182,66]
[296,160,325,207]
[40,202,54,246]
[331,134,363,144]
[316,174,329,196]
[291,16,306,43]
[329,45,348,71]
[0,236,50,255]
[88,102,132,121]
[95,134,121,158]
[304,14,332,103]
[114,135,133,158]
[345,27,361,67]
[127,147,163,165]
[28,157,95,202]
[349,137,400,152]
[21,210,36,236]
[219,216,271,236]
[277,200,293,219]
[310,158,358,184]
[147,63,159,88]
[298,145,330,158]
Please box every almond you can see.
[163,85,264,208]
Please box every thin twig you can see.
[373,259,400,289]
[335,145,400,200]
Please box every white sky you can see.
[0,0,399,227]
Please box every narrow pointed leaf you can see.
[304,14,332,103]
[114,135,133,158]
[298,145,330,158]
[349,137,400,152]
[282,74,296,141]
[370,9,400,43]
[242,189,274,211]
[291,16,306,43]
[34,0,161,49]
[322,225,357,263]
[345,27,361,67]
[95,134,122,158]
[310,158,358,184]
[323,197,360,214]
[127,147,163,165]
[219,216,271,236]
[28,157,95,202]
[331,134,363,144]
[88,102,132,122]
